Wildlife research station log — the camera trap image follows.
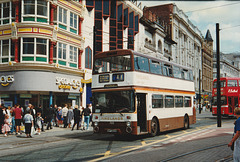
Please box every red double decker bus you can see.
[212,77,239,117]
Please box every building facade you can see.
[143,3,203,95]
[0,0,86,109]
[213,52,240,79]
[202,30,213,103]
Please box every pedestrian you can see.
[46,105,53,130]
[53,104,58,127]
[72,105,81,131]
[67,106,74,128]
[0,103,4,134]
[30,105,36,130]
[23,110,34,138]
[57,107,63,126]
[36,112,43,135]
[62,104,68,128]
[10,106,16,134]
[89,103,93,126]
[36,105,45,132]
[2,114,11,137]
[228,107,240,161]
[13,104,23,135]
[83,104,92,130]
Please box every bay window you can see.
[0,2,15,24]
[0,39,14,63]
[57,7,78,34]
[21,37,48,62]
[22,0,49,23]
[56,42,78,68]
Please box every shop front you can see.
[0,71,83,111]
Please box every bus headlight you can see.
[126,122,131,127]
[94,122,98,126]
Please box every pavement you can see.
[0,111,236,161]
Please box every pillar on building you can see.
[50,3,57,25]
[79,17,84,36]
[13,1,20,23]
[49,91,53,107]
[78,49,83,69]
[13,39,19,62]
[49,41,55,64]
[14,94,18,105]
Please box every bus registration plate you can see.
[107,129,117,133]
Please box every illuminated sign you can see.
[56,77,81,90]
[0,75,14,87]
[112,73,124,82]
[99,74,109,83]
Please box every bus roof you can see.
[213,77,240,82]
[95,49,193,71]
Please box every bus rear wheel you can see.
[183,116,189,129]
[151,118,159,137]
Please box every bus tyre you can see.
[151,118,159,137]
[184,116,189,129]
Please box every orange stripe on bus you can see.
[134,87,195,95]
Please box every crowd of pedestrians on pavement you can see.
[0,102,92,138]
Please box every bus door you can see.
[228,96,238,114]
[136,93,147,132]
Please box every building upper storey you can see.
[0,0,85,74]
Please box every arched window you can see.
[158,40,162,52]
[85,47,92,69]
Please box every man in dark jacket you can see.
[83,104,91,130]
[46,105,53,130]
[72,105,81,131]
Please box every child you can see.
[36,112,43,135]
[2,114,11,137]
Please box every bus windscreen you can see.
[93,55,131,74]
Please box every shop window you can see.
[22,0,49,23]
[0,2,15,24]
[21,37,48,62]
[0,39,14,63]
[85,47,92,69]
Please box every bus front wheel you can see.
[151,118,159,137]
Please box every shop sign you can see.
[0,94,10,98]
[0,75,14,87]
[56,77,81,90]
[20,94,32,98]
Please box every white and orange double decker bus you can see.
[92,49,196,136]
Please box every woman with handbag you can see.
[228,107,240,161]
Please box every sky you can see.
[139,1,240,54]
